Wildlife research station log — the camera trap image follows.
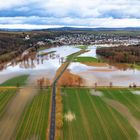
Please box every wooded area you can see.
[96,45,140,64]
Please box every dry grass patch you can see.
[58,70,84,87]
[82,62,108,67]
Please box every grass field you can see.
[128,64,140,70]
[100,88,140,120]
[0,88,17,118]
[66,50,89,61]
[0,75,29,87]
[73,56,98,62]
[15,89,50,140]
[61,88,138,140]
[76,45,88,49]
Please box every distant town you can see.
[45,33,140,46]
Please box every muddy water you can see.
[79,45,97,57]
[0,46,81,85]
[68,62,140,87]
[0,45,140,87]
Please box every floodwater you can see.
[79,46,97,57]
[68,62,140,87]
[0,46,80,85]
[0,45,140,87]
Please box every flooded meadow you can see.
[0,45,140,87]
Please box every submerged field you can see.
[61,88,139,140]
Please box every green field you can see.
[73,56,98,62]
[100,88,140,120]
[15,89,50,140]
[0,89,17,118]
[66,50,88,61]
[61,88,138,140]
[76,45,88,49]
[128,64,140,70]
[0,75,29,87]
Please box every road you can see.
[49,62,70,140]
[49,50,87,140]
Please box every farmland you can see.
[0,75,29,118]
[100,88,140,120]
[15,89,51,140]
[0,88,17,118]
[61,87,139,140]
[73,56,98,62]
[0,75,29,87]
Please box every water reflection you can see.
[0,46,81,84]
[69,62,140,87]
[0,45,140,87]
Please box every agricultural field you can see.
[73,56,98,62]
[0,75,29,87]
[61,88,139,140]
[15,89,51,140]
[76,45,89,49]
[0,75,29,118]
[0,88,17,118]
[100,88,140,120]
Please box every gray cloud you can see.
[0,0,140,28]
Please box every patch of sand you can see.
[103,98,140,139]
[64,111,76,122]
[90,89,103,97]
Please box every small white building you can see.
[25,35,30,40]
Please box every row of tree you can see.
[37,77,50,89]
[55,86,63,139]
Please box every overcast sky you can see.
[0,0,140,29]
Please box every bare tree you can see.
[94,82,97,92]
[109,82,113,88]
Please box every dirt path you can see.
[0,86,39,140]
[103,98,140,140]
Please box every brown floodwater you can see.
[0,46,81,85]
[68,62,140,87]
[0,45,140,87]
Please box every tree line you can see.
[96,45,140,64]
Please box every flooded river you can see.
[0,45,140,87]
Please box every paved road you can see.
[49,62,70,140]
[49,50,85,140]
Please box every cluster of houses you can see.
[54,34,140,45]
[24,33,140,46]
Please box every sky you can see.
[0,0,140,29]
